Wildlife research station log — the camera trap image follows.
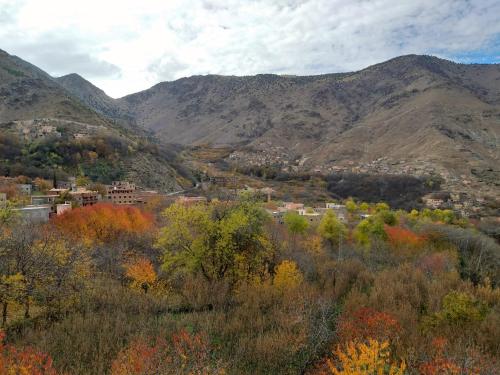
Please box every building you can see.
[135,190,166,206]
[423,197,445,209]
[298,208,322,224]
[324,203,347,222]
[14,205,51,222]
[70,188,100,206]
[283,202,304,211]
[56,203,72,215]
[0,192,6,208]
[106,181,137,205]
[31,194,58,206]
[176,196,207,206]
[17,184,32,195]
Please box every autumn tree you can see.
[317,210,348,259]
[111,330,222,375]
[52,203,155,246]
[385,225,425,250]
[337,307,401,343]
[327,339,406,375]
[0,220,90,320]
[33,177,52,193]
[273,260,303,292]
[157,201,274,284]
[124,257,157,294]
[0,331,59,374]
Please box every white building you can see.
[14,205,51,222]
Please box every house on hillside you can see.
[105,181,136,205]
[17,184,32,195]
[70,188,100,206]
[14,205,51,222]
[176,196,207,206]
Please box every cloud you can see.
[9,36,122,79]
[0,0,498,98]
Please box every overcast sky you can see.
[1,0,499,98]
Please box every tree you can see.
[158,201,273,284]
[284,212,309,235]
[327,339,406,375]
[345,199,357,214]
[52,203,154,246]
[111,330,221,375]
[0,331,58,375]
[353,217,387,249]
[317,210,348,259]
[273,260,303,292]
[384,225,425,249]
[124,258,157,293]
[0,274,23,327]
[33,177,52,193]
[337,307,401,343]
[284,211,309,250]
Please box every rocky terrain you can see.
[111,55,499,210]
[1,48,499,210]
[0,49,188,191]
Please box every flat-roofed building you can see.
[56,203,72,215]
[17,184,32,195]
[106,181,137,205]
[176,196,207,206]
[14,205,51,222]
[70,188,100,206]
[31,195,58,206]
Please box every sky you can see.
[1,0,499,98]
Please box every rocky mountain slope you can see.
[56,73,135,126]
[2,49,499,201]
[0,49,187,191]
[113,55,499,200]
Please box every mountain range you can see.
[1,48,499,200]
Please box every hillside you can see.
[115,55,500,202]
[1,50,499,203]
[0,49,188,191]
[56,73,135,126]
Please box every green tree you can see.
[284,212,309,235]
[353,217,386,249]
[157,201,273,284]
[317,210,348,259]
[345,199,357,213]
[284,211,309,250]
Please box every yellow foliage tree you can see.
[124,258,157,293]
[273,260,303,292]
[327,339,406,375]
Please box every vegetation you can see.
[0,196,498,374]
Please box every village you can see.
[0,171,473,227]
[225,148,496,218]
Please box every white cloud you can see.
[0,0,498,98]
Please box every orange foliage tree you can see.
[337,307,401,343]
[111,330,221,375]
[124,257,157,293]
[419,337,461,375]
[52,203,155,246]
[384,225,425,249]
[0,331,58,375]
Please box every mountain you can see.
[56,73,134,126]
[115,55,500,200]
[1,49,499,202]
[0,49,189,191]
